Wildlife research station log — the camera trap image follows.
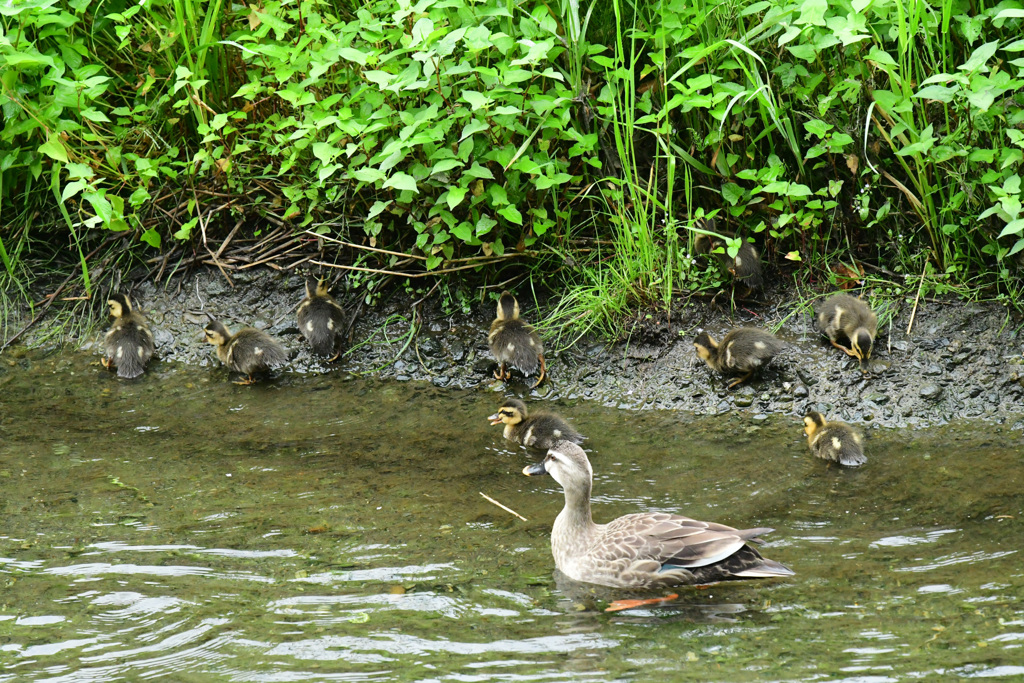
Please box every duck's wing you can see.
[601,513,773,569]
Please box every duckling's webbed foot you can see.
[727,371,753,390]
[531,355,547,389]
[234,375,257,385]
[100,357,112,370]
[493,363,508,381]
[829,338,859,357]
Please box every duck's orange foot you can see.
[605,593,679,612]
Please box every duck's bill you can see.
[522,462,548,476]
[487,413,502,425]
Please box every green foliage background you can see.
[4,0,1024,329]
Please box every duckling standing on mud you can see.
[803,410,866,467]
[203,319,287,384]
[694,217,764,291]
[693,327,784,389]
[297,276,346,360]
[488,398,584,450]
[102,293,155,379]
[488,291,546,387]
[815,293,877,372]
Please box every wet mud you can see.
[8,267,1024,430]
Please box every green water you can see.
[1,351,1023,681]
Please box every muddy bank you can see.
[8,267,1024,430]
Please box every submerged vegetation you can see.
[4,0,1024,342]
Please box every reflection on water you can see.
[1,349,1023,681]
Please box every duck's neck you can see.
[555,480,595,533]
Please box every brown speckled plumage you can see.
[488,292,545,386]
[103,293,155,379]
[815,293,877,368]
[204,320,286,382]
[524,442,794,589]
[694,217,763,289]
[693,327,783,389]
[804,410,866,467]
[297,277,346,358]
[488,398,583,450]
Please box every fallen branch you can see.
[479,492,528,521]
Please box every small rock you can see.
[924,364,943,376]
[734,395,754,407]
[449,341,465,363]
[863,391,889,405]
[919,383,943,400]
[792,384,809,398]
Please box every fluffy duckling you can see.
[524,441,794,589]
[694,217,763,290]
[693,327,784,389]
[102,293,155,379]
[488,398,583,450]
[297,276,345,360]
[803,410,866,467]
[488,291,546,387]
[815,293,877,371]
[203,319,286,384]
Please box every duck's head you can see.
[803,410,827,439]
[203,320,232,347]
[693,330,719,363]
[107,293,133,319]
[495,291,520,321]
[306,276,330,299]
[488,398,528,426]
[523,441,592,491]
[851,327,873,364]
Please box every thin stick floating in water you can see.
[480,492,528,522]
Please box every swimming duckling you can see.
[297,276,345,360]
[488,398,584,450]
[693,327,784,389]
[488,291,546,387]
[203,319,287,384]
[524,441,794,589]
[803,410,866,467]
[694,217,763,290]
[102,293,155,379]
[815,293,877,371]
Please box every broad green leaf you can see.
[338,47,369,65]
[140,228,161,248]
[446,187,467,210]
[464,163,494,179]
[476,214,497,236]
[787,44,817,61]
[351,167,386,183]
[61,179,88,202]
[998,218,1024,238]
[460,118,489,141]
[39,134,68,163]
[498,205,522,225]
[914,84,959,102]
[866,48,897,66]
[959,41,999,72]
[383,172,418,193]
[462,90,493,110]
[430,159,463,175]
[796,0,827,26]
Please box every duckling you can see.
[488,291,546,387]
[815,293,877,371]
[297,276,346,360]
[803,410,866,467]
[102,293,155,379]
[693,327,784,389]
[694,217,763,290]
[488,398,584,450]
[203,319,287,384]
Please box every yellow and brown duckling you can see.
[488,398,583,450]
[693,327,784,389]
[803,410,866,467]
[102,293,155,379]
[488,291,546,387]
[203,319,287,384]
[815,293,877,371]
[694,217,763,290]
[297,276,346,360]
